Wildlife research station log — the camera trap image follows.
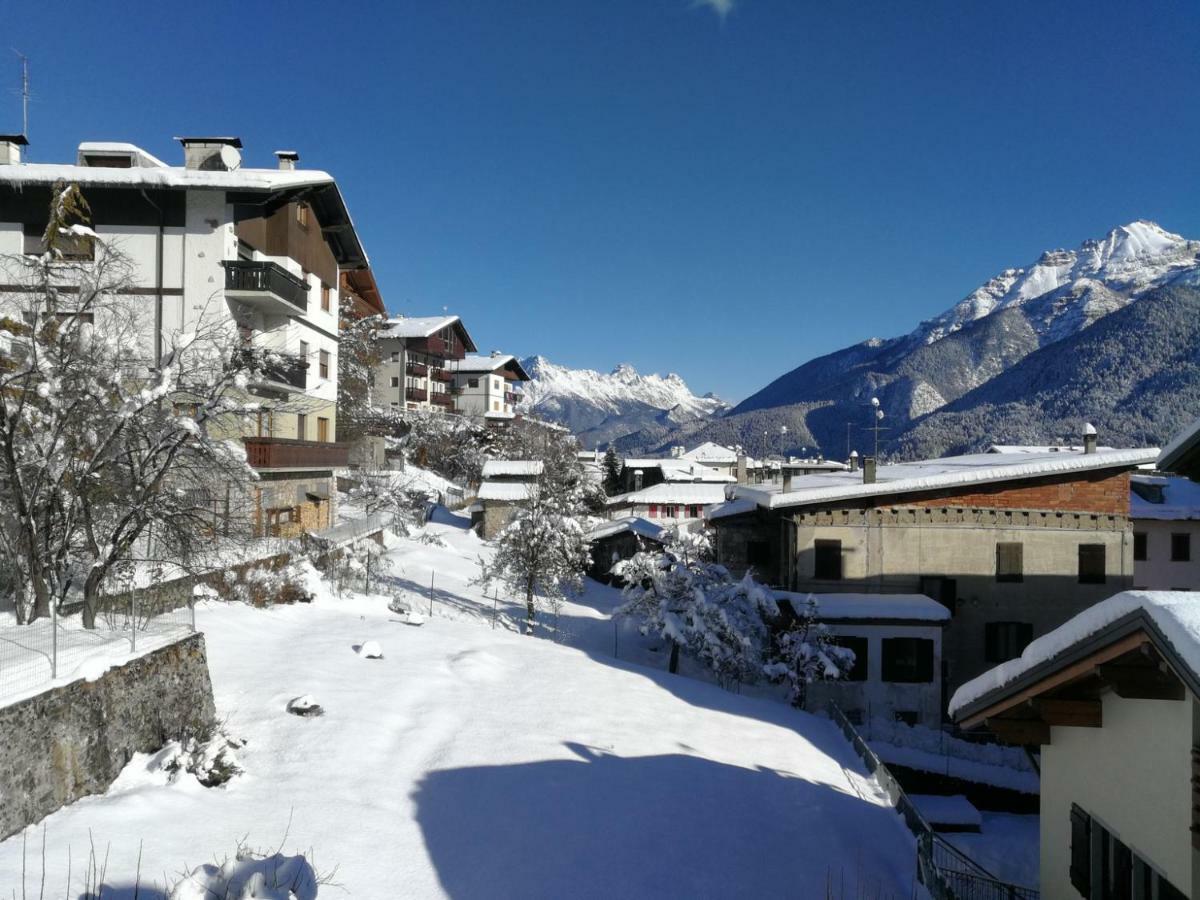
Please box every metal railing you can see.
[224,260,308,313]
[235,348,309,390]
[827,703,1039,900]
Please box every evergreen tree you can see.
[601,446,622,496]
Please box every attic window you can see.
[81,153,132,168]
[1131,481,1165,504]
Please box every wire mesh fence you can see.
[0,580,195,704]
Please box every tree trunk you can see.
[668,640,680,674]
[81,567,105,630]
[525,586,536,635]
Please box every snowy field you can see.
[0,514,921,898]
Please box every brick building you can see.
[708,439,1158,695]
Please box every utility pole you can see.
[869,397,889,459]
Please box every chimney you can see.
[863,456,877,484]
[782,466,793,493]
[634,470,644,492]
[736,454,748,484]
[175,136,243,171]
[1083,423,1097,455]
[275,150,299,171]
[0,134,28,166]
[670,445,685,459]
[848,450,859,472]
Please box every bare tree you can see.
[0,183,260,626]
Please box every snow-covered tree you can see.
[0,183,259,626]
[765,594,857,709]
[477,490,590,634]
[601,445,622,496]
[617,533,778,681]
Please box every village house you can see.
[451,352,529,422]
[707,432,1158,693]
[471,460,543,538]
[1130,473,1200,591]
[782,592,949,728]
[0,136,372,537]
[585,517,669,584]
[373,315,477,414]
[950,590,1197,900]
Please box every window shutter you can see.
[1069,805,1091,895]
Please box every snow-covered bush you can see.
[168,848,326,900]
[222,559,315,607]
[764,594,856,709]
[161,729,245,788]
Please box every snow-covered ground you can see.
[0,513,922,898]
[946,813,1039,889]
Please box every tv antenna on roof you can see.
[12,50,29,137]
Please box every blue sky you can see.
[4,0,1198,402]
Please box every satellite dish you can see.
[218,144,241,171]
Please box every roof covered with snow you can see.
[586,517,670,543]
[721,447,1158,514]
[949,590,1200,719]
[454,355,531,380]
[608,482,730,507]
[778,592,950,623]
[621,458,735,483]
[382,316,460,339]
[1130,473,1200,521]
[1159,414,1200,476]
[481,460,544,478]
[681,442,738,464]
[476,482,539,502]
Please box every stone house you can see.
[585,517,669,583]
[472,460,543,539]
[708,438,1158,694]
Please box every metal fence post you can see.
[190,595,196,632]
[429,572,434,617]
[492,591,497,629]
[130,586,136,653]
[51,599,58,679]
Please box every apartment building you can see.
[374,315,477,413]
[451,353,529,421]
[708,434,1157,693]
[0,135,369,536]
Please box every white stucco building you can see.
[0,135,371,535]
[451,353,529,421]
[1131,473,1200,591]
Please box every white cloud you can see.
[692,0,736,19]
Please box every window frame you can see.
[880,637,934,683]
[1078,543,1107,585]
[995,541,1024,583]
[813,539,843,581]
[1171,532,1191,562]
[984,621,1033,664]
[318,349,330,380]
[1133,531,1148,562]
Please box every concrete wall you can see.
[1133,518,1200,591]
[1040,692,1197,898]
[479,501,519,539]
[0,633,215,840]
[804,622,943,728]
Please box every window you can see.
[299,340,309,363]
[881,638,934,683]
[24,222,94,260]
[494,378,501,391]
[995,542,1023,583]
[919,576,957,613]
[1171,532,1191,562]
[493,401,499,411]
[1133,531,1147,561]
[1079,543,1106,584]
[317,417,329,442]
[688,505,702,518]
[834,636,868,682]
[296,204,309,227]
[390,376,400,388]
[256,410,273,438]
[319,350,330,379]
[1071,804,1187,900]
[984,622,1033,663]
[391,351,400,362]
[814,539,842,580]
[894,710,919,727]
[468,377,479,389]
[296,413,307,440]
[321,283,331,313]
[648,504,658,518]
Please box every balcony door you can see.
[317,417,329,442]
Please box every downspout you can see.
[139,189,165,366]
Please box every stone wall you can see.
[0,633,215,840]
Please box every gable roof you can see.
[949,590,1200,725]
[481,460,544,478]
[607,482,730,506]
[681,442,739,464]
[1158,414,1200,479]
[586,517,670,543]
[381,315,478,352]
[476,482,538,502]
[722,447,1158,514]
[454,354,531,380]
[778,591,949,623]
[1130,473,1200,521]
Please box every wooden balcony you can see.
[405,335,465,360]
[406,387,428,402]
[243,437,349,470]
[430,391,454,407]
[431,368,453,383]
[406,362,428,377]
[224,260,308,315]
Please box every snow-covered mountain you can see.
[519,356,727,449]
[667,220,1200,459]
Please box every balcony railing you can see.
[406,387,428,402]
[406,335,465,360]
[505,392,519,404]
[431,368,453,383]
[243,437,349,470]
[430,391,454,407]
[406,362,428,377]
[224,260,308,315]
[235,348,308,391]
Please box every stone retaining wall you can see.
[0,632,215,840]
